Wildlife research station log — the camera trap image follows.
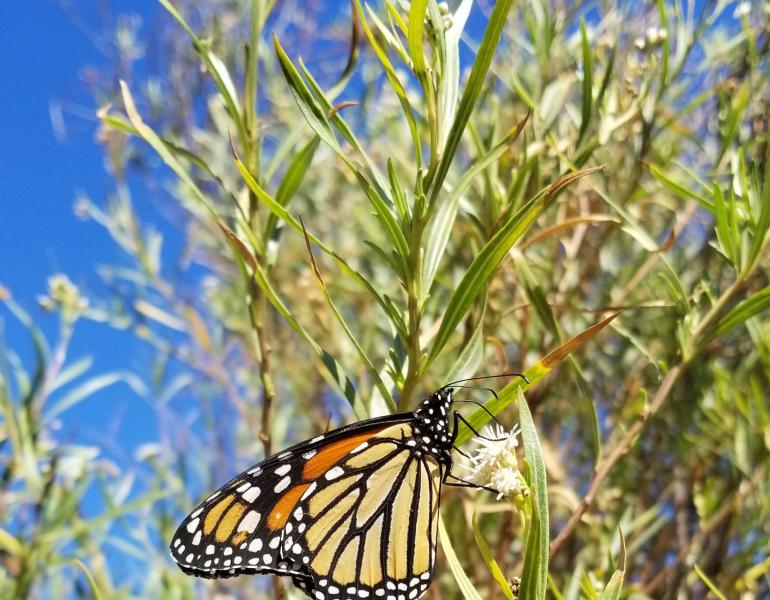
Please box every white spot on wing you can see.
[186,518,200,533]
[242,486,261,503]
[274,464,291,476]
[238,510,261,533]
[325,466,345,480]
[274,476,291,493]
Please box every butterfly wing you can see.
[284,422,444,600]
[170,414,412,579]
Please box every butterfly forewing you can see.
[170,415,413,579]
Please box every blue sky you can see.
[0,2,161,454]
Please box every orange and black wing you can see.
[169,414,412,580]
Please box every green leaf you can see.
[44,371,147,424]
[514,253,600,464]
[473,513,516,600]
[156,0,247,148]
[648,163,714,211]
[454,311,619,445]
[713,185,738,268]
[355,0,422,168]
[299,218,396,413]
[356,173,411,272]
[428,0,515,207]
[68,560,104,600]
[427,167,601,367]
[577,18,593,146]
[693,564,727,600]
[50,356,93,394]
[439,516,484,600]
[408,0,428,76]
[747,154,770,268]
[438,0,473,149]
[518,389,549,600]
[387,159,410,224]
[445,297,486,383]
[273,36,342,156]
[0,527,23,557]
[248,245,370,419]
[422,115,530,304]
[265,136,321,265]
[600,530,626,600]
[232,148,408,339]
[709,285,770,342]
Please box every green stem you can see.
[399,209,428,410]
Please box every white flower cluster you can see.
[466,424,526,500]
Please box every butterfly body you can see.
[171,387,458,600]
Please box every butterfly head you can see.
[412,386,455,459]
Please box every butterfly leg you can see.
[444,473,499,494]
[452,444,473,460]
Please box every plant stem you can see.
[399,211,428,410]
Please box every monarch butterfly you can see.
[170,376,521,599]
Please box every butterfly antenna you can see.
[444,372,529,388]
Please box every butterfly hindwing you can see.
[283,422,444,600]
[170,414,413,579]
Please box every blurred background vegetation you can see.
[1,0,769,598]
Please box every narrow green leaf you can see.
[748,153,770,267]
[0,527,22,556]
[713,185,738,267]
[473,513,516,600]
[356,173,411,269]
[355,0,422,168]
[455,312,619,444]
[299,218,396,413]
[518,389,549,600]
[422,115,529,304]
[249,247,370,419]
[49,357,93,394]
[439,516,484,600]
[600,530,626,600]
[428,0,515,207]
[693,564,728,600]
[69,560,104,600]
[408,0,428,76]
[273,36,342,155]
[156,0,247,147]
[709,285,770,342]
[232,148,407,338]
[298,60,372,168]
[648,163,714,211]
[514,252,601,464]
[387,159,410,224]
[577,18,593,146]
[428,167,600,367]
[426,195,539,365]
[265,136,321,264]
[438,0,473,149]
[44,371,147,424]
[445,298,486,383]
